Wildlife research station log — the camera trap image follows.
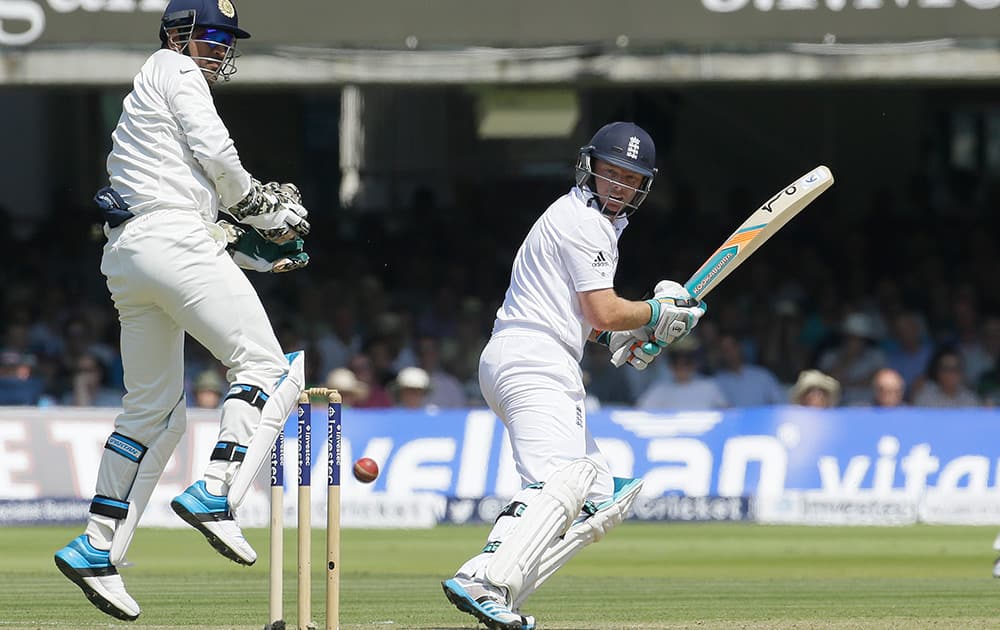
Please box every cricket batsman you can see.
[54,0,310,620]
[441,122,706,629]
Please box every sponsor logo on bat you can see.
[690,248,736,296]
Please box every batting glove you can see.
[645,280,706,346]
[596,329,662,371]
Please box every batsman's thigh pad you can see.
[484,457,598,602]
[108,396,187,565]
[513,476,643,609]
[227,351,305,508]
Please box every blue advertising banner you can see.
[3,406,999,526]
[304,406,1000,499]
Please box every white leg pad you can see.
[227,351,305,509]
[513,476,643,610]
[484,458,597,604]
[109,397,188,565]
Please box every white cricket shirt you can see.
[107,49,252,222]
[493,186,627,361]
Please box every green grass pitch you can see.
[5,523,1000,629]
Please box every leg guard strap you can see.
[89,495,130,520]
[211,441,248,462]
[105,433,147,464]
[224,383,269,409]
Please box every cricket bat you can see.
[683,165,834,301]
[609,165,833,367]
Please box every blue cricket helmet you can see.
[575,121,658,217]
[584,121,656,178]
[159,0,251,43]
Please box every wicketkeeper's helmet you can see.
[575,121,657,217]
[159,0,250,82]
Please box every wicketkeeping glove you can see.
[218,220,309,273]
[228,180,310,244]
[645,280,706,346]
[596,329,662,371]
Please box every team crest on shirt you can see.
[218,0,236,18]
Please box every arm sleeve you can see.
[563,217,618,293]
[166,66,253,207]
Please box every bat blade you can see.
[684,165,834,301]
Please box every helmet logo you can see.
[626,136,640,160]
[218,0,235,18]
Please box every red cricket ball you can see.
[353,457,379,483]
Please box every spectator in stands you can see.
[947,291,993,389]
[393,366,432,410]
[864,367,907,408]
[0,350,44,406]
[314,301,362,377]
[974,316,1000,406]
[415,335,466,408]
[758,298,809,386]
[192,370,225,409]
[441,297,489,384]
[713,331,786,407]
[63,352,122,407]
[912,346,980,407]
[347,352,392,408]
[636,337,727,410]
[790,369,841,408]
[324,367,368,408]
[818,312,886,406]
[883,310,933,398]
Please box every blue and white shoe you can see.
[170,480,257,565]
[442,577,536,630]
[54,535,140,621]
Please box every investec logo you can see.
[702,0,1000,11]
[692,251,734,294]
[0,0,167,47]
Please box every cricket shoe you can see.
[54,534,140,621]
[442,576,535,630]
[170,480,257,565]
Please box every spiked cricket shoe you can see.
[171,480,257,565]
[442,576,535,630]
[54,534,140,621]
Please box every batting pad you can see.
[484,458,598,603]
[228,351,305,509]
[513,476,643,609]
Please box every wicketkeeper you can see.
[441,122,706,630]
[54,0,310,621]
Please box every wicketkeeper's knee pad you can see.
[484,458,598,603]
[513,476,643,609]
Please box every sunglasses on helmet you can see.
[197,28,236,48]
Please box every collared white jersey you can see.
[107,49,252,222]
[493,186,628,361]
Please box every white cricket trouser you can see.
[100,209,287,447]
[479,330,614,504]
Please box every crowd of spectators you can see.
[4,178,1000,412]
